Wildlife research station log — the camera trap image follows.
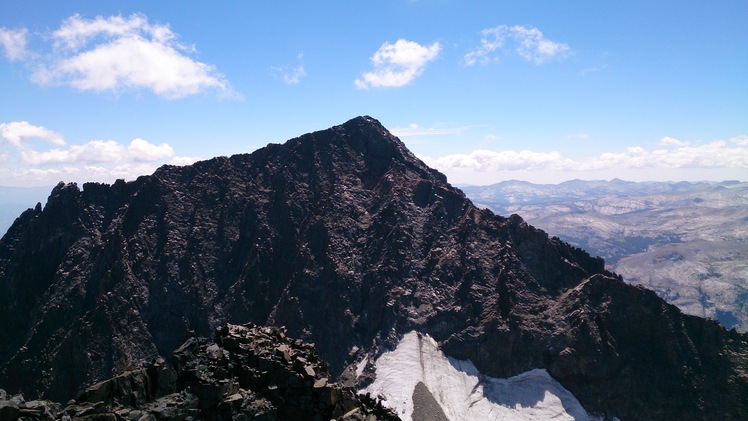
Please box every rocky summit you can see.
[0,322,395,420]
[0,116,746,420]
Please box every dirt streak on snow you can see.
[363,331,591,421]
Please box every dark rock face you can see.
[0,323,396,420]
[0,116,746,419]
[411,382,448,421]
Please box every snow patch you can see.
[362,331,591,421]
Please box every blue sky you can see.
[1,0,746,187]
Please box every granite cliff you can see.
[1,117,746,419]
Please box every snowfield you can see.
[362,331,593,421]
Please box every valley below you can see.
[463,179,748,332]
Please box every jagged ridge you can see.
[0,116,746,419]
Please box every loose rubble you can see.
[0,323,398,420]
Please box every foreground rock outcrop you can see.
[0,323,397,420]
[1,116,746,419]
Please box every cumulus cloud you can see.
[0,27,29,61]
[421,137,748,180]
[28,13,233,99]
[128,138,174,161]
[0,163,165,187]
[0,121,65,147]
[730,135,748,146]
[17,137,176,165]
[355,39,441,89]
[423,149,574,172]
[658,136,689,146]
[585,140,748,169]
[0,120,182,185]
[20,139,125,165]
[169,156,202,166]
[464,25,571,66]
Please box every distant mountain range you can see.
[462,179,748,332]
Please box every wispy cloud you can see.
[355,39,441,89]
[391,123,471,138]
[581,64,608,75]
[0,27,29,61]
[566,132,590,140]
[464,25,571,66]
[272,52,307,85]
[16,13,235,99]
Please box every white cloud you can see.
[128,138,174,161]
[421,138,748,183]
[0,121,65,148]
[0,27,29,61]
[392,123,468,137]
[30,13,233,99]
[0,121,183,186]
[581,64,608,75]
[169,156,202,166]
[51,13,165,50]
[272,52,307,85]
[0,163,162,187]
[17,137,175,165]
[658,136,689,146]
[730,135,748,146]
[20,139,125,165]
[102,163,160,180]
[422,149,574,172]
[280,65,306,85]
[512,26,571,64]
[464,25,571,66]
[355,39,441,89]
[566,132,590,140]
[0,167,63,186]
[484,134,501,143]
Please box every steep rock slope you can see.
[0,117,746,419]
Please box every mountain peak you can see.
[0,117,746,419]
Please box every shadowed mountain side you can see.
[0,116,746,419]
